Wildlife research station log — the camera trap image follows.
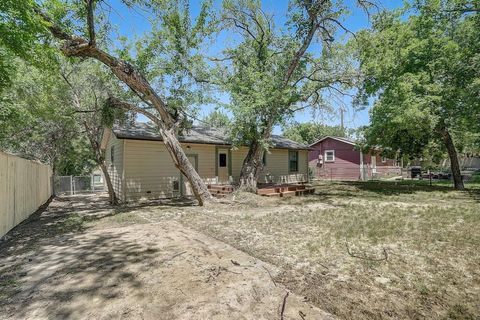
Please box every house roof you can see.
[309,136,356,147]
[112,122,311,150]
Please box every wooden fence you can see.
[0,152,53,238]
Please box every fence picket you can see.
[0,152,52,238]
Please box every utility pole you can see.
[340,107,345,130]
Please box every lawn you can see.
[132,180,480,319]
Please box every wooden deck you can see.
[256,184,315,197]
[207,184,315,198]
[207,184,234,198]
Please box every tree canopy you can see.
[354,0,480,189]
[282,122,349,145]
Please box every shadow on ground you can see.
[0,194,332,320]
[0,193,197,318]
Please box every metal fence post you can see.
[70,176,73,195]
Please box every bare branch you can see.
[85,0,96,45]
[106,96,159,125]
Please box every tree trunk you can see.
[38,12,215,205]
[161,127,214,206]
[438,125,464,190]
[238,141,264,192]
[238,121,273,192]
[99,162,118,205]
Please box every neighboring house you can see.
[100,122,310,201]
[308,136,401,181]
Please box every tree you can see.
[202,110,231,128]
[282,122,348,145]
[213,0,369,190]
[60,60,129,204]
[355,0,480,190]
[0,60,94,174]
[23,0,217,205]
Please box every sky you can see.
[105,0,403,134]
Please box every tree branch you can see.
[85,0,96,45]
[106,96,159,125]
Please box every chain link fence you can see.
[312,167,403,181]
[54,174,105,195]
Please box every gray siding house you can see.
[101,122,310,201]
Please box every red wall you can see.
[309,138,401,180]
[309,138,361,180]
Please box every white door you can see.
[217,150,229,183]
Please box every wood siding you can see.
[0,152,52,238]
[110,137,309,201]
[231,148,308,184]
[309,138,361,180]
[309,137,401,180]
[105,134,124,200]
[123,140,218,200]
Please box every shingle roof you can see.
[309,136,356,147]
[112,122,310,150]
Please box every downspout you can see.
[122,139,126,202]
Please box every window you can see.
[172,180,180,192]
[262,152,267,166]
[325,150,335,162]
[219,153,227,167]
[93,175,102,183]
[381,156,387,163]
[110,146,115,164]
[289,150,298,172]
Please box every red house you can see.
[308,136,401,181]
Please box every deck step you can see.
[212,193,227,198]
[257,188,277,195]
[264,193,281,197]
[280,191,296,197]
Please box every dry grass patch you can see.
[145,181,480,319]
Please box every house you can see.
[308,136,401,181]
[100,122,310,202]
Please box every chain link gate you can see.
[54,174,105,195]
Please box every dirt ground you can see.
[108,181,479,320]
[0,195,332,320]
[1,181,479,319]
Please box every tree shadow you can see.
[1,228,161,319]
[0,193,197,318]
[287,180,477,206]
[340,181,454,195]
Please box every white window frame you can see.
[324,150,335,162]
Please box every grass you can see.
[145,180,480,319]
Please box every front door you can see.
[181,154,198,197]
[217,149,229,183]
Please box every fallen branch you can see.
[345,239,388,262]
[157,251,187,265]
[280,291,289,320]
[299,310,306,320]
[262,265,277,287]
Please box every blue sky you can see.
[105,0,403,133]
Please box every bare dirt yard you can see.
[1,181,479,319]
[0,195,331,319]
